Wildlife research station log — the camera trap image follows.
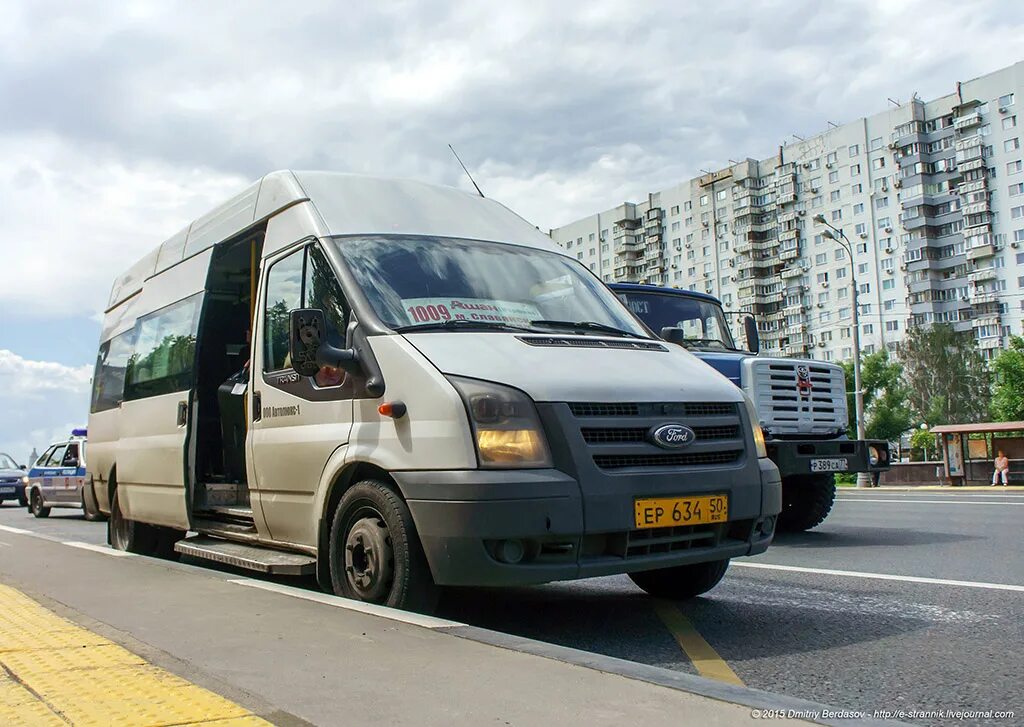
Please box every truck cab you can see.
[610,283,889,531]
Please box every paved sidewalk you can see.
[0,583,269,725]
[0,527,848,726]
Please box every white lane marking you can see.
[0,525,32,534]
[229,578,461,629]
[837,498,1024,506]
[733,561,1024,592]
[64,541,136,557]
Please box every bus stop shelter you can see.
[930,421,1024,485]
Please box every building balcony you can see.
[958,158,986,173]
[780,265,805,280]
[970,291,999,305]
[954,112,982,129]
[979,336,1004,350]
[962,201,990,216]
[968,267,997,284]
[780,247,801,261]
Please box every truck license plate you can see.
[0,487,15,494]
[634,495,728,529]
[810,458,848,473]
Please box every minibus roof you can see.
[107,171,561,310]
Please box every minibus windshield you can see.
[332,236,650,337]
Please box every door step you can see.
[174,536,316,576]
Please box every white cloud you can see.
[0,350,92,463]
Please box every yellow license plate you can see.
[634,495,728,529]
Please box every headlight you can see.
[448,376,552,468]
[741,393,768,458]
[868,445,880,467]
[21,475,29,485]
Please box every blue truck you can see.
[610,283,890,531]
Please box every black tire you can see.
[29,491,51,518]
[629,559,730,599]
[108,489,158,554]
[329,479,438,613]
[777,474,836,532]
[81,492,106,522]
[17,492,28,507]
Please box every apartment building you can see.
[550,61,1024,362]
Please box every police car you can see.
[0,452,28,506]
[26,429,96,518]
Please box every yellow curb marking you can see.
[0,583,272,726]
[653,600,744,686]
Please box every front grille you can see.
[566,400,746,471]
[569,402,640,417]
[593,450,742,469]
[581,425,740,444]
[0,477,20,484]
[568,402,735,418]
[518,336,667,351]
[747,359,847,436]
[621,524,721,557]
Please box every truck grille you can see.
[517,336,667,352]
[566,401,746,470]
[744,358,847,436]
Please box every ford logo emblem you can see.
[650,423,696,449]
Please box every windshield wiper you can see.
[678,338,741,352]
[395,319,536,333]
[529,319,650,339]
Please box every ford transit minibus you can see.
[88,171,781,611]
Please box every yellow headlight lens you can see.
[477,429,548,465]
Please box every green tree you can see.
[991,336,1024,422]
[909,427,937,460]
[839,350,912,442]
[899,324,989,425]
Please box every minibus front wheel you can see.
[328,479,438,613]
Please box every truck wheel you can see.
[628,559,730,599]
[109,489,157,555]
[777,474,836,532]
[30,491,51,518]
[329,479,438,613]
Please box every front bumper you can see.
[0,483,26,499]
[395,459,781,587]
[766,438,890,478]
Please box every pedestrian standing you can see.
[992,450,1010,486]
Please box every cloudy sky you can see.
[1,0,1023,462]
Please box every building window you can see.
[835,248,846,261]
[830,190,841,202]
[883,299,896,311]
[863,323,874,335]
[852,183,863,194]
[1007,138,1021,153]
[883,278,895,290]
[1010,183,1024,197]
[700,195,709,206]
[855,222,867,235]
[1003,116,1018,130]
[670,205,680,215]
[815,253,827,265]
[885,320,899,332]
[849,144,859,157]
[829,170,839,183]
[1009,160,1023,176]
[853,203,864,215]
[875,196,889,209]
[716,189,727,201]
[831,209,842,222]
[1000,93,1015,107]
[827,152,838,164]
[872,157,886,169]
[684,200,692,211]
[877,216,891,229]
[870,137,883,151]
[839,307,851,320]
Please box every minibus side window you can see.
[124,293,202,401]
[263,248,305,372]
[91,328,137,413]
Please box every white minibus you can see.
[88,171,781,611]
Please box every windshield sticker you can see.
[401,298,542,327]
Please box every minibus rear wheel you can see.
[329,479,438,613]
[109,489,157,555]
[628,558,730,599]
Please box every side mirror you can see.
[660,327,687,345]
[289,309,361,378]
[19,464,26,471]
[743,316,760,355]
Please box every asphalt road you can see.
[2,488,1020,726]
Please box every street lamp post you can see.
[813,214,870,488]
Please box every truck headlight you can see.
[741,394,768,458]
[448,376,552,469]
